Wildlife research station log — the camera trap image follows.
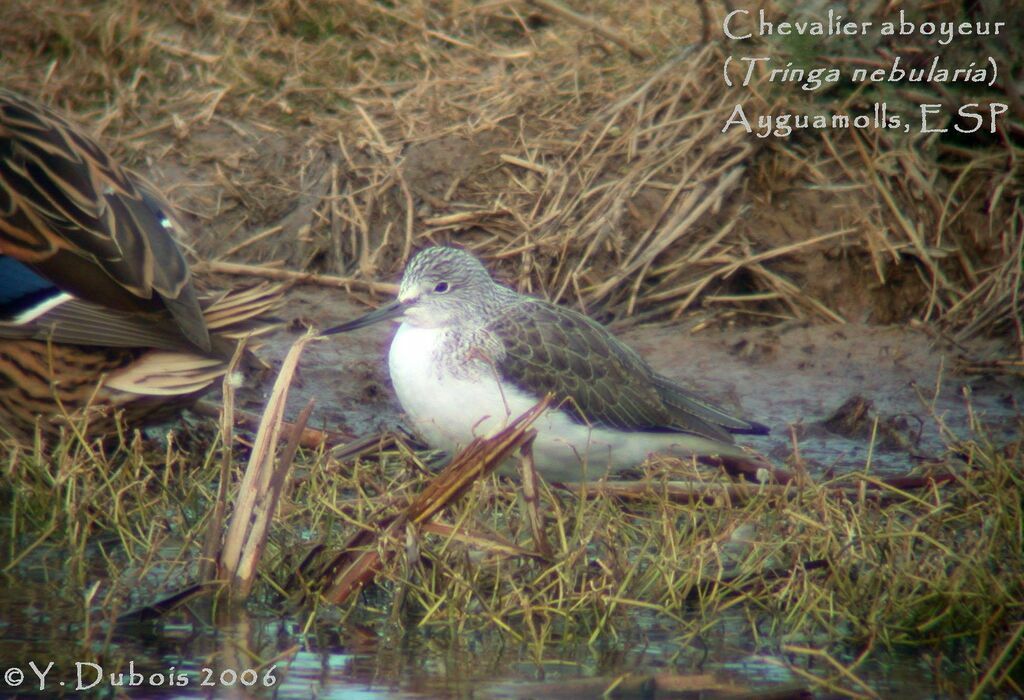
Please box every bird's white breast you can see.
[389,322,519,452]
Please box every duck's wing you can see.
[1,256,283,354]
[0,89,209,351]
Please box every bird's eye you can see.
[434,281,449,293]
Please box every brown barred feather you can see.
[0,89,209,350]
[0,90,286,440]
[0,284,283,440]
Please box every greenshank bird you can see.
[323,247,767,481]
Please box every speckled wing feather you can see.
[0,90,208,350]
[488,299,736,442]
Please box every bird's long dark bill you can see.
[320,300,404,336]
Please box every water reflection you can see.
[0,579,964,698]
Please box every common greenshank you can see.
[323,247,767,481]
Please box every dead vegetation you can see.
[2,0,1020,345]
[2,0,1023,696]
[4,389,1021,696]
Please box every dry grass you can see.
[2,0,1020,345]
[1,0,1023,696]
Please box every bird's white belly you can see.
[388,323,736,481]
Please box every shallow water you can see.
[0,579,970,698]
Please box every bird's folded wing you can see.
[653,375,768,436]
[0,281,283,354]
[489,299,735,443]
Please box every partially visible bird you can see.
[0,89,281,440]
[323,247,768,482]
